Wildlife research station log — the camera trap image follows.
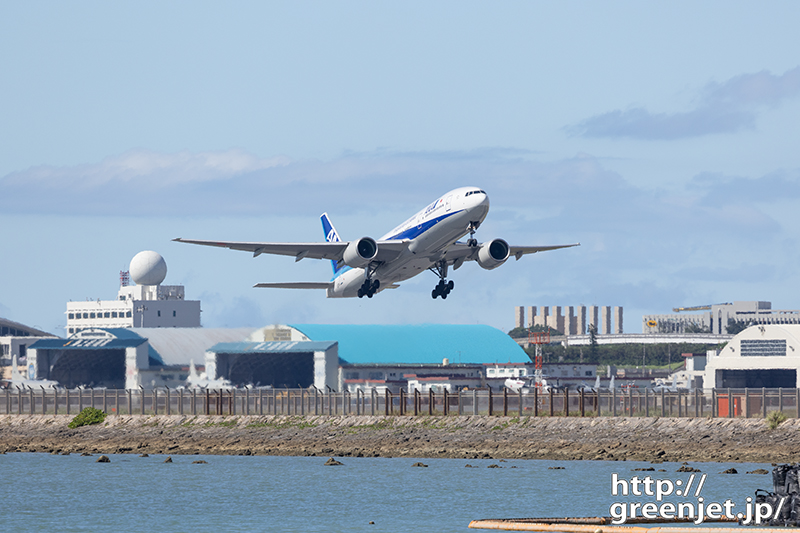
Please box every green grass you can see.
[245,416,319,430]
[766,410,787,430]
[68,407,107,429]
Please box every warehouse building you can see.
[27,323,525,391]
[704,324,800,388]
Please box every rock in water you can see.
[747,469,770,474]
[324,457,343,466]
[721,468,738,474]
[192,460,208,464]
[164,456,173,463]
[96,455,110,463]
[411,462,428,467]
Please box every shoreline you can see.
[1,415,796,463]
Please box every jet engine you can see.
[476,238,510,270]
[342,237,378,268]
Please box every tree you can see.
[588,323,598,361]
[726,318,753,335]
[507,324,561,338]
[684,322,710,334]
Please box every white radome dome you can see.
[130,251,167,286]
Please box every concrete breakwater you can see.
[1,415,798,463]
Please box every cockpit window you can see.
[465,190,486,197]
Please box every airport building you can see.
[703,324,800,389]
[642,301,800,335]
[66,251,201,335]
[0,318,58,384]
[514,305,623,335]
[25,322,528,391]
[249,324,528,393]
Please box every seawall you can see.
[1,415,797,463]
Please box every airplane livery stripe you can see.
[384,210,463,241]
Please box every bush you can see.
[68,407,107,429]
[766,410,787,430]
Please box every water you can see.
[0,453,774,532]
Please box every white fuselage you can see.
[327,187,490,298]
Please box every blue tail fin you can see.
[321,213,344,275]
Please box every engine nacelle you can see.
[476,238,510,270]
[342,237,378,268]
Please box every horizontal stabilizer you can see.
[254,282,332,289]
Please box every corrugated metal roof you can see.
[29,337,146,350]
[128,328,257,365]
[0,317,57,338]
[289,324,526,365]
[210,341,337,354]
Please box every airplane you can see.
[185,360,233,390]
[576,375,601,392]
[174,187,579,299]
[651,375,687,393]
[504,376,531,393]
[5,355,60,390]
[540,377,567,393]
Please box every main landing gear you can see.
[358,278,379,298]
[430,260,454,299]
[432,279,454,299]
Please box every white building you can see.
[704,324,800,388]
[66,251,200,335]
[643,301,800,335]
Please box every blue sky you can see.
[2,2,800,335]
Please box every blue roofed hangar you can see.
[286,324,528,365]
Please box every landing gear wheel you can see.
[359,277,380,298]
[466,221,481,248]
[430,267,455,300]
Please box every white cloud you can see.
[2,148,289,189]
[570,66,800,140]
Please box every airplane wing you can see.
[442,241,580,269]
[173,238,409,263]
[508,243,580,260]
[254,281,402,290]
[254,282,332,289]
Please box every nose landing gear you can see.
[466,221,481,248]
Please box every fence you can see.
[2,387,800,419]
